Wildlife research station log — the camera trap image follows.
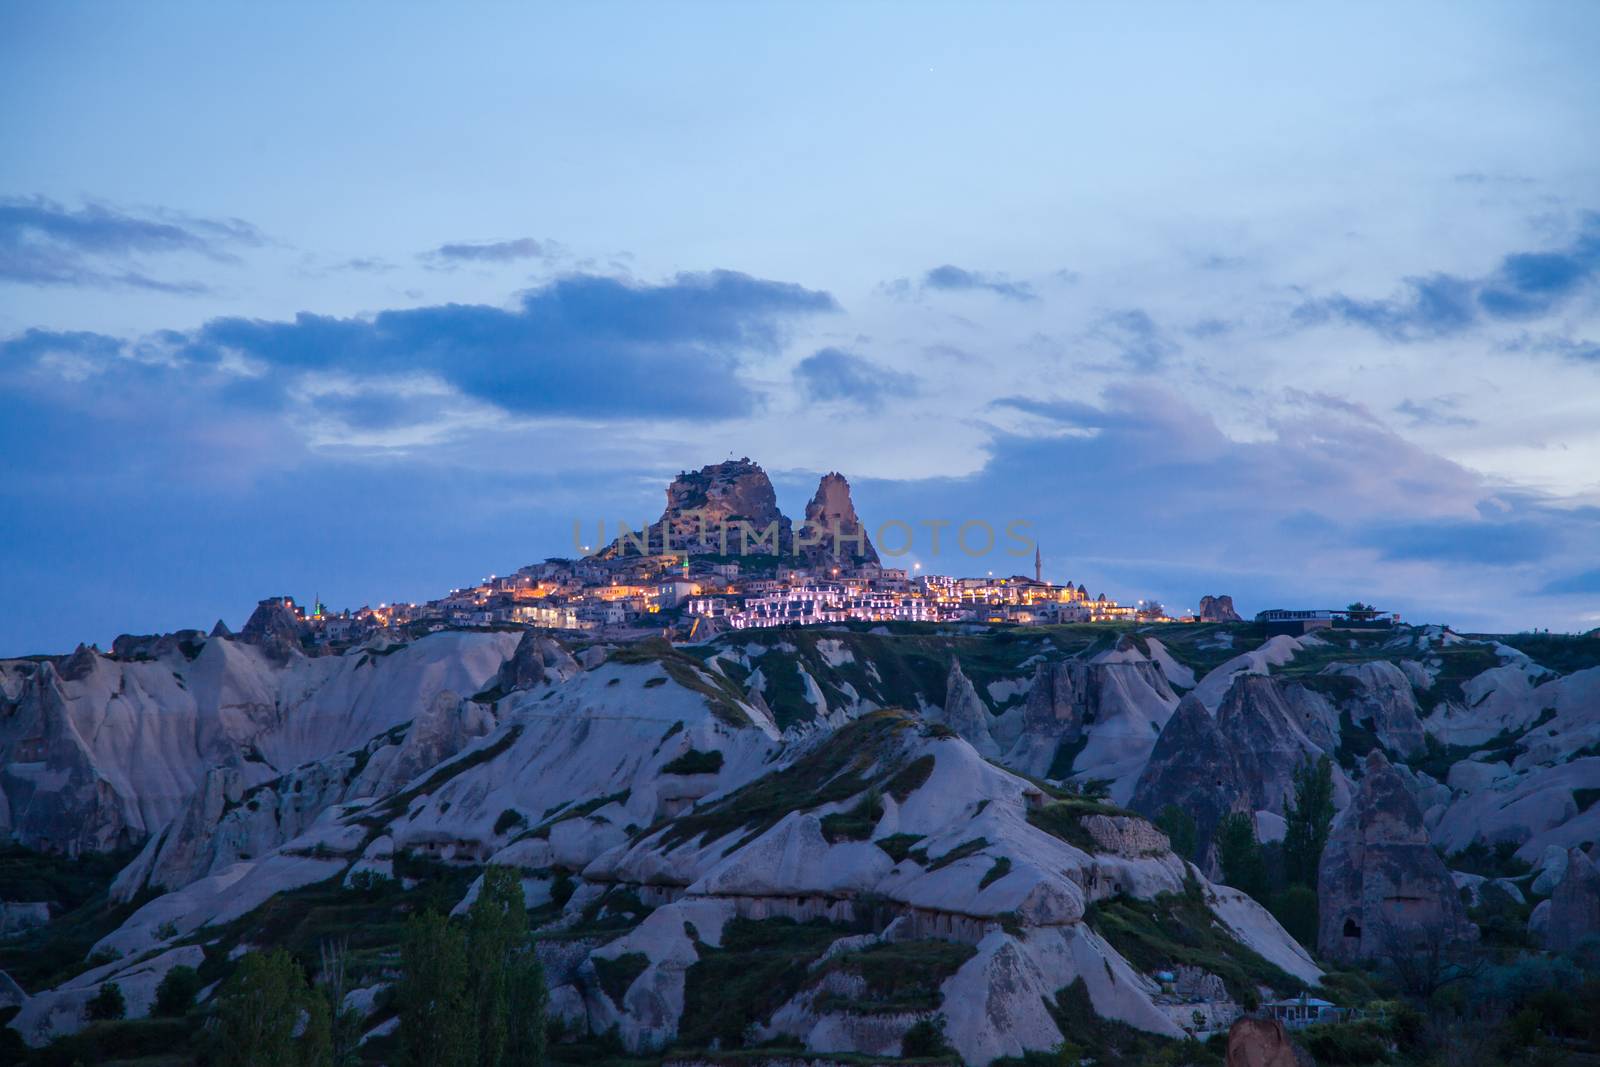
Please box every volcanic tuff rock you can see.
[936,658,999,757]
[1198,595,1243,623]
[1317,750,1476,964]
[1000,659,1178,802]
[1129,694,1245,869]
[1225,1016,1313,1067]
[1542,846,1600,948]
[602,457,792,557]
[798,471,878,563]
[1216,674,1339,816]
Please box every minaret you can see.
[1034,544,1042,583]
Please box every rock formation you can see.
[1130,694,1244,868]
[934,659,998,757]
[1225,1016,1312,1067]
[1542,846,1600,948]
[601,457,791,558]
[797,471,878,564]
[1199,595,1243,623]
[1317,750,1475,963]
[1216,675,1335,816]
[237,597,305,661]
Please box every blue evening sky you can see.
[3,3,1599,652]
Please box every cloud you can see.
[1294,213,1600,341]
[4,270,838,424]
[1090,308,1179,370]
[424,237,551,266]
[793,348,917,409]
[0,195,261,292]
[1358,518,1556,565]
[1395,397,1476,428]
[922,264,1036,302]
[990,395,1111,428]
[849,383,1596,630]
[1540,568,1600,596]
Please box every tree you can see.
[1282,755,1336,888]
[212,949,325,1067]
[86,981,125,1021]
[154,964,201,1017]
[400,910,474,1067]
[1216,812,1268,903]
[1154,805,1197,862]
[317,939,364,1067]
[468,865,548,1067]
[1271,883,1319,948]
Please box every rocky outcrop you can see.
[1543,846,1600,948]
[1130,694,1244,868]
[1216,675,1336,817]
[1327,661,1426,758]
[238,597,305,661]
[797,472,878,564]
[1002,660,1178,799]
[601,457,791,558]
[1199,595,1243,623]
[1317,751,1475,964]
[934,660,998,757]
[490,631,578,694]
[1225,1016,1311,1067]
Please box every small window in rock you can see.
[1343,918,1361,939]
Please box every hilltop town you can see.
[228,459,1205,652]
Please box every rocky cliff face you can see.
[1198,595,1242,623]
[1129,694,1244,870]
[1317,750,1475,964]
[798,472,878,564]
[1543,846,1600,948]
[602,457,792,557]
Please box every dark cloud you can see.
[793,347,917,409]
[0,195,260,292]
[1295,214,1600,341]
[922,264,1036,302]
[1358,518,1556,565]
[5,271,839,423]
[1539,568,1600,596]
[424,237,549,265]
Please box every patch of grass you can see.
[656,712,916,852]
[1025,796,1136,854]
[593,951,650,1005]
[979,857,1012,889]
[0,846,147,991]
[820,791,884,843]
[1086,882,1304,1008]
[810,938,976,1015]
[662,748,725,776]
[1031,978,1205,1067]
[1445,839,1532,879]
[1045,734,1089,780]
[377,725,523,818]
[678,916,863,1049]
[1490,631,1600,675]
[919,837,989,872]
[874,833,925,863]
[1577,787,1600,813]
[885,754,936,802]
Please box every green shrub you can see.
[153,964,201,1017]
[661,748,725,776]
[86,981,125,1021]
[593,951,649,1005]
